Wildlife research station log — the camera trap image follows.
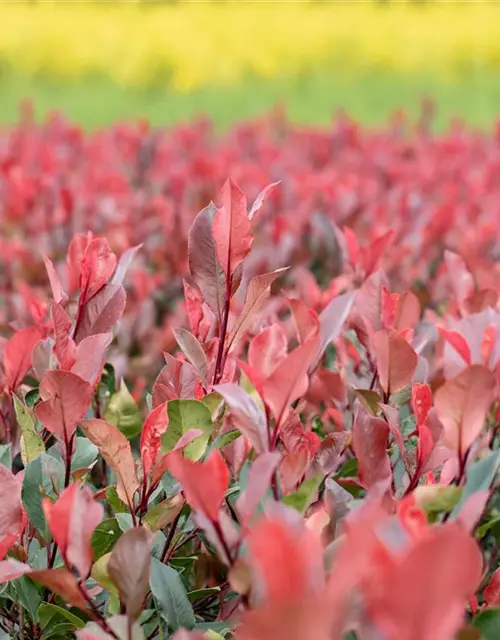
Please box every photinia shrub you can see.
[1,111,500,639]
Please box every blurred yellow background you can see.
[1,1,499,128]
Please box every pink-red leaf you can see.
[173,328,208,383]
[261,332,320,425]
[0,464,22,538]
[4,326,43,391]
[75,284,126,343]
[214,383,268,453]
[367,524,482,640]
[434,365,495,457]
[140,402,169,480]
[167,449,229,522]
[227,268,289,352]
[42,255,65,304]
[108,527,153,621]
[213,178,253,278]
[35,370,92,444]
[52,302,76,370]
[80,237,117,300]
[236,452,281,525]
[248,181,280,221]
[352,407,392,489]
[43,483,103,578]
[372,328,418,395]
[80,419,139,508]
[188,202,226,326]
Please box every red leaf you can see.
[80,237,117,301]
[51,302,76,370]
[183,279,204,337]
[227,268,289,352]
[484,567,500,607]
[67,233,91,295]
[108,527,153,621]
[213,178,253,278]
[352,407,391,489]
[0,559,88,610]
[246,515,324,604]
[0,464,22,538]
[236,452,281,526]
[42,255,65,304]
[43,483,103,578]
[71,333,112,386]
[289,298,319,344]
[152,354,198,406]
[167,449,229,522]
[111,243,142,286]
[188,202,227,326]
[444,250,474,308]
[367,524,482,640]
[4,326,43,391]
[434,365,495,457]
[248,324,288,383]
[173,328,208,382]
[35,371,92,444]
[75,283,126,343]
[372,328,418,395]
[261,332,320,425]
[214,383,268,453]
[80,419,139,508]
[140,402,169,480]
[412,382,433,426]
[314,290,355,370]
[248,181,280,221]
[438,328,471,365]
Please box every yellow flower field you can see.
[1,1,499,92]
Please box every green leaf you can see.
[116,513,134,532]
[450,451,500,520]
[15,575,42,621]
[105,379,142,439]
[335,458,358,479]
[201,393,223,418]
[282,474,323,513]
[106,485,129,514]
[354,389,381,415]
[187,587,221,602]
[25,388,40,408]
[473,607,500,639]
[92,518,122,559]
[162,399,212,461]
[13,394,45,465]
[101,362,116,395]
[0,444,11,469]
[71,436,99,471]
[22,456,49,539]
[477,515,500,539]
[38,603,85,630]
[150,558,196,632]
[414,485,462,521]
[210,428,241,452]
[91,553,120,597]
[41,622,79,639]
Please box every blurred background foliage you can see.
[1,0,499,129]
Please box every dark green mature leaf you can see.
[188,587,221,602]
[450,451,500,520]
[91,518,122,560]
[38,603,85,630]
[473,608,500,639]
[15,575,42,621]
[210,428,241,452]
[163,399,213,460]
[22,456,49,538]
[150,558,196,632]
[282,475,323,513]
[25,388,41,408]
[105,379,142,439]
